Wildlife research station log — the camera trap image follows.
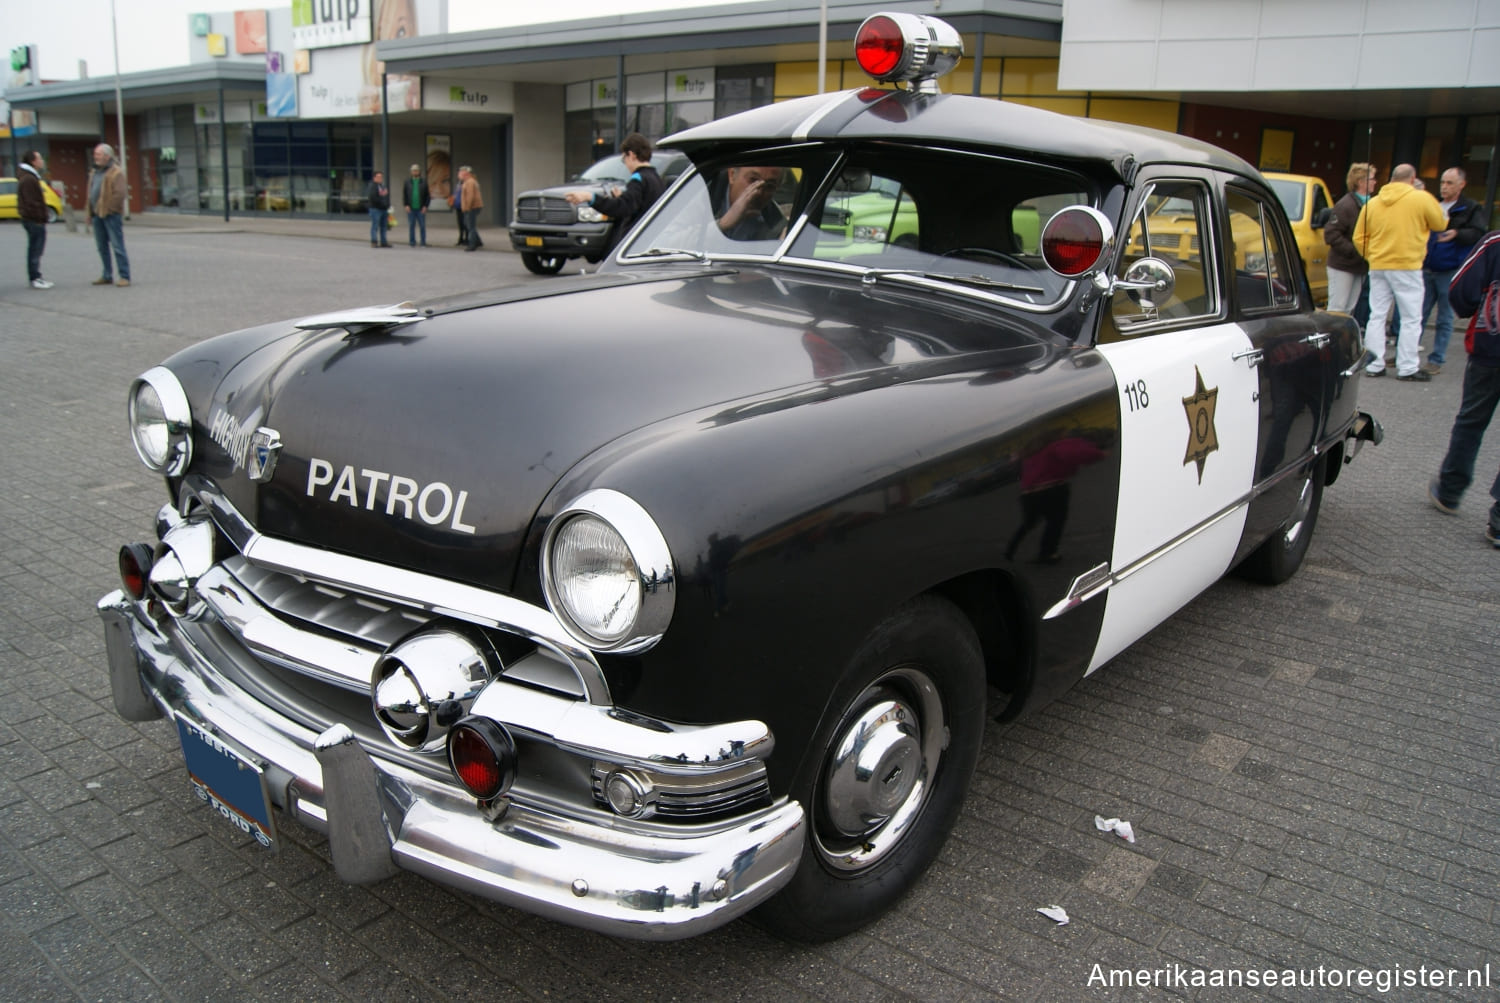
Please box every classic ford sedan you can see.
[100,13,1380,943]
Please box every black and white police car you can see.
[101,12,1380,942]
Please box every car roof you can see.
[664,89,1260,185]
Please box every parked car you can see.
[0,176,64,222]
[99,11,1380,945]
[509,148,690,274]
[1264,171,1335,306]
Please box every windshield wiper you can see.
[860,268,1046,294]
[630,247,711,262]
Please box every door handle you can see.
[1232,347,1264,368]
[1302,332,1332,348]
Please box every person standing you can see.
[17,150,52,290]
[1323,162,1376,316]
[88,143,131,287]
[1428,230,1500,548]
[1418,166,1484,374]
[1352,163,1447,381]
[563,133,665,255]
[402,163,430,247]
[459,166,483,251]
[367,171,391,248]
[451,170,468,246]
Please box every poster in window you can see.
[426,134,452,202]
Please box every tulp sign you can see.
[290,0,372,51]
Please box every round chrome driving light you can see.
[372,629,493,752]
[541,489,675,654]
[128,366,193,476]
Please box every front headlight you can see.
[542,489,674,654]
[577,205,608,223]
[128,366,193,476]
[853,224,888,242]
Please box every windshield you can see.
[620,144,1093,308]
[576,155,633,183]
[1266,178,1305,221]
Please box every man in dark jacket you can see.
[1429,230,1500,548]
[367,171,391,248]
[1323,162,1376,317]
[17,149,52,289]
[564,133,665,256]
[1418,167,1486,373]
[402,164,430,247]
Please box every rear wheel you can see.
[755,595,985,942]
[1237,457,1324,584]
[47,206,61,223]
[520,251,567,275]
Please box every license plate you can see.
[175,715,277,849]
[525,236,543,247]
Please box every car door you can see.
[1224,182,1331,551]
[1086,175,1260,674]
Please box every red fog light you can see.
[447,717,517,801]
[118,543,155,600]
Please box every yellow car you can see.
[0,176,64,222]
[1263,172,1334,306]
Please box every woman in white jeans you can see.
[1323,162,1378,315]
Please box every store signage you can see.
[423,78,513,114]
[290,0,372,51]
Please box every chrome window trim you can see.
[1109,178,1226,336]
[180,475,612,705]
[541,488,676,654]
[129,366,194,476]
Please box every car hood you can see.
[192,268,1053,592]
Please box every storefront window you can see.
[249,120,373,215]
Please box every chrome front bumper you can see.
[99,590,805,939]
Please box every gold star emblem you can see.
[1181,366,1219,484]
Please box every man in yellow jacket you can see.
[1352,163,1447,381]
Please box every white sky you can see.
[1,0,736,83]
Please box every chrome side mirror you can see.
[1116,257,1176,312]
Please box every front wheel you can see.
[1237,457,1324,584]
[520,251,567,275]
[755,595,986,942]
[47,206,61,223]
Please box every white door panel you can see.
[1088,323,1260,673]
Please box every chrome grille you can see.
[515,196,576,225]
[224,555,431,648]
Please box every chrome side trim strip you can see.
[183,476,612,706]
[1044,448,1328,620]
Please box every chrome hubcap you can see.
[814,666,946,872]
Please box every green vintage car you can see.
[813,174,1045,258]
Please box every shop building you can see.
[6,0,1500,228]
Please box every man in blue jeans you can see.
[1429,230,1500,548]
[88,143,131,287]
[1418,167,1484,374]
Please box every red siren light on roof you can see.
[854,12,963,93]
[1041,207,1117,278]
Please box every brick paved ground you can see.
[0,216,1496,1001]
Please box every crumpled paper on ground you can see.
[1094,815,1136,843]
[1036,905,1069,925]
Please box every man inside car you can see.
[716,165,787,240]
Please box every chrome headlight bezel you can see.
[541,489,675,654]
[128,366,193,476]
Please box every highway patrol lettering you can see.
[209,406,263,472]
[306,458,477,534]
